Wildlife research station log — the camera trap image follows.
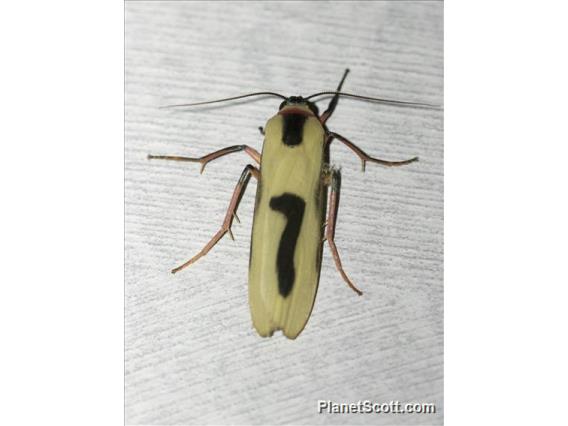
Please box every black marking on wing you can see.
[269,193,306,297]
[282,114,306,146]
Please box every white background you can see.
[0,1,567,426]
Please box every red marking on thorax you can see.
[278,107,313,117]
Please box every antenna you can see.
[161,92,287,109]
[306,91,439,109]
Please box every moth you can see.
[149,69,433,338]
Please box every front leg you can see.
[171,164,260,274]
[148,145,260,174]
[320,68,350,125]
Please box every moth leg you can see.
[325,168,363,296]
[258,126,265,136]
[320,68,350,125]
[171,164,260,274]
[148,145,261,174]
[329,132,418,172]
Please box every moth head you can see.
[278,96,319,116]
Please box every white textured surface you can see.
[125,1,443,425]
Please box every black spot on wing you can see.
[269,193,306,297]
[282,114,306,146]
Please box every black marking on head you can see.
[282,114,306,146]
[279,97,319,116]
[269,193,306,298]
[279,96,305,110]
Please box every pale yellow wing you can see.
[248,110,326,339]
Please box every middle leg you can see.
[171,164,260,274]
[329,132,418,172]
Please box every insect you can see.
[149,69,434,339]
